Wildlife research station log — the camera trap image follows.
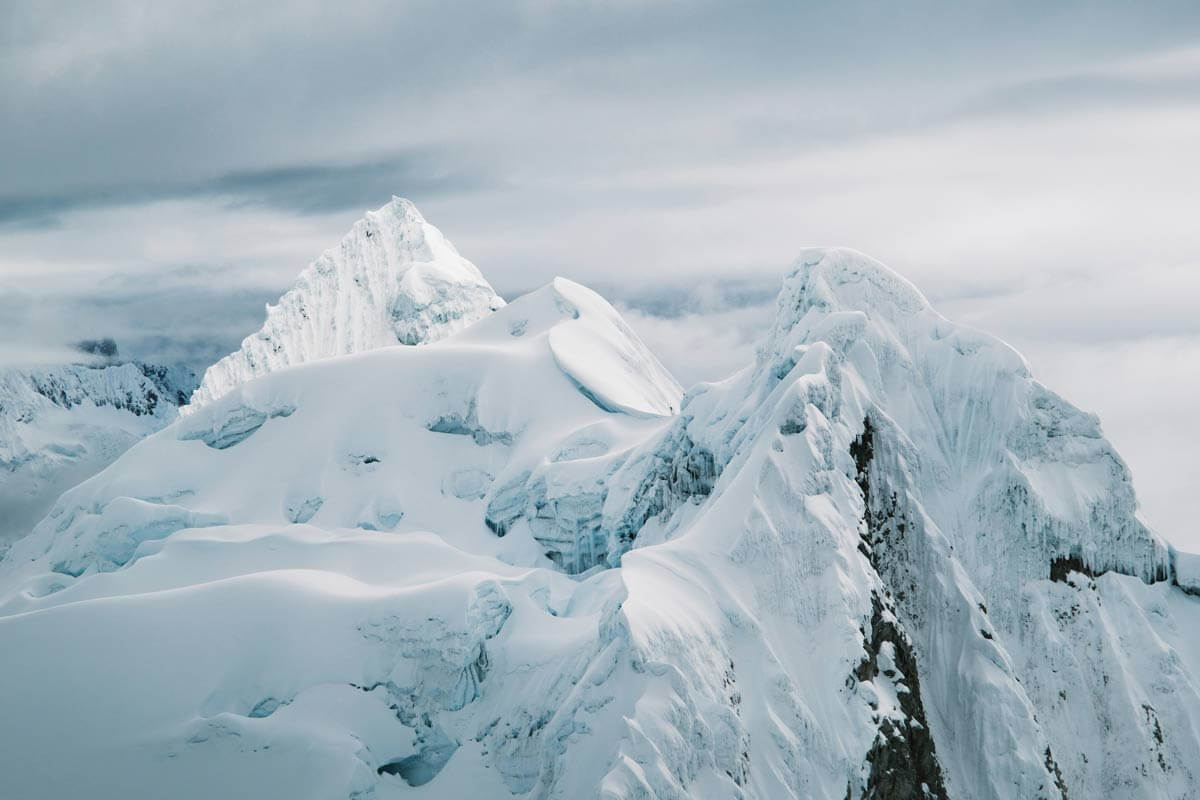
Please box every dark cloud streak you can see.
[0,151,497,228]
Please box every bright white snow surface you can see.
[2,221,1199,800]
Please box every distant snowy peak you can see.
[0,362,195,468]
[187,197,505,411]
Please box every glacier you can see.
[1,203,1198,800]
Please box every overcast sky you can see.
[1,0,1197,548]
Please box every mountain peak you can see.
[788,246,931,314]
[187,198,504,411]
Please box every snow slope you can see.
[0,361,196,546]
[187,197,505,411]
[1,232,1197,799]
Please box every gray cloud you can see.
[597,278,780,319]
[0,152,496,228]
[3,1,1198,203]
[0,264,277,373]
[947,71,1200,121]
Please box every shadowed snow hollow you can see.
[1,241,1198,800]
[187,197,505,411]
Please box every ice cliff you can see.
[1,210,1197,800]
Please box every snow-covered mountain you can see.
[1,205,1198,800]
[0,356,196,546]
[187,197,505,411]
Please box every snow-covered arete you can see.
[186,197,505,411]
[1,234,1197,799]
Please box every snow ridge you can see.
[187,197,504,411]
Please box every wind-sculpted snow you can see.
[178,402,296,449]
[1174,550,1200,595]
[1,241,1199,800]
[545,278,682,417]
[187,197,504,411]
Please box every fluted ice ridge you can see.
[187,197,504,411]
[718,247,1172,601]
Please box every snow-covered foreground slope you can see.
[0,361,195,546]
[187,197,505,411]
[1,243,1198,800]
